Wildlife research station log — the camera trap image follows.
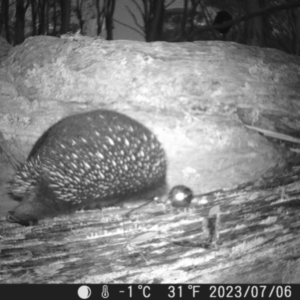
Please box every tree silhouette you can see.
[15,0,25,44]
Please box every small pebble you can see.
[168,185,194,207]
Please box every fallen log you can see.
[1,159,300,283]
[2,36,300,193]
[1,34,300,284]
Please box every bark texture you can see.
[1,36,299,194]
[1,160,300,283]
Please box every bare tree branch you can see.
[165,0,176,9]
[125,4,144,32]
[114,18,145,38]
[131,0,145,19]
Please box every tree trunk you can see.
[245,0,264,46]
[147,0,165,42]
[4,0,10,43]
[31,0,37,36]
[105,0,115,40]
[52,0,57,35]
[45,0,49,35]
[15,0,25,45]
[60,0,71,34]
[75,0,84,33]
[38,0,46,35]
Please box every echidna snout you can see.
[7,208,38,226]
[7,182,72,226]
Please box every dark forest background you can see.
[0,0,300,55]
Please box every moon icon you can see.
[78,285,91,299]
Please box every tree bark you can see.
[1,36,300,194]
[31,0,37,36]
[37,0,46,35]
[60,0,71,34]
[105,0,116,40]
[245,0,264,46]
[147,0,164,42]
[1,160,300,283]
[15,0,25,45]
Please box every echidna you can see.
[7,109,167,226]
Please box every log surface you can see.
[2,36,297,194]
[1,160,300,283]
[1,37,300,283]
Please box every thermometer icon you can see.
[101,285,109,298]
